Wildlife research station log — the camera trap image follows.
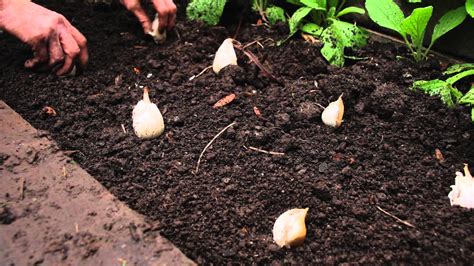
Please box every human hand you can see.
[0,0,88,75]
[121,0,176,33]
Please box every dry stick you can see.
[242,39,264,50]
[189,66,212,81]
[242,49,283,85]
[194,122,236,174]
[18,177,25,200]
[376,206,416,228]
[244,145,285,156]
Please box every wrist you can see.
[0,0,29,32]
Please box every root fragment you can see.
[194,122,236,174]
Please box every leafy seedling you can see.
[186,0,228,26]
[252,0,286,25]
[284,0,368,66]
[366,0,467,62]
[413,63,474,121]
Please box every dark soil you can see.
[1,1,473,264]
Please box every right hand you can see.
[0,0,88,75]
[121,0,176,34]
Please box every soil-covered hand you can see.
[0,0,88,75]
[121,0,176,33]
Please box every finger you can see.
[166,2,177,30]
[47,31,65,68]
[25,41,48,68]
[152,0,169,32]
[168,11,176,30]
[56,25,80,76]
[122,0,152,33]
[63,20,89,68]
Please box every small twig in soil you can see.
[244,145,285,156]
[242,39,264,50]
[63,166,68,178]
[189,66,212,81]
[174,28,181,42]
[315,103,325,110]
[121,124,127,134]
[376,206,416,228]
[75,222,79,233]
[18,177,25,200]
[194,122,236,174]
[232,40,283,85]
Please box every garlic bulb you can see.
[448,164,474,209]
[212,38,238,74]
[272,208,309,248]
[132,87,165,139]
[147,14,166,44]
[321,94,344,127]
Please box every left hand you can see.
[121,0,176,34]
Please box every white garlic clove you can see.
[212,38,238,74]
[132,87,165,139]
[321,94,344,127]
[147,14,166,44]
[272,208,309,248]
[448,164,474,209]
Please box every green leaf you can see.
[186,0,227,26]
[321,27,345,67]
[329,19,369,48]
[413,79,446,95]
[320,20,368,66]
[467,0,474,18]
[289,7,313,35]
[266,6,286,25]
[471,108,474,122]
[300,0,326,10]
[443,63,474,75]
[412,79,462,107]
[336,6,366,17]
[400,6,433,49]
[460,87,474,105]
[287,0,302,5]
[431,6,467,46]
[301,22,324,35]
[446,69,474,84]
[327,6,336,18]
[407,0,422,3]
[365,0,405,34]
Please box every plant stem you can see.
[446,69,474,84]
[401,35,417,61]
[337,0,346,14]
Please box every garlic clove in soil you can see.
[448,164,474,209]
[212,38,238,74]
[272,208,309,248]
[321,94,344,128]
[132,87,165,139]
[147,14,166,44]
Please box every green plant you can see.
[186,0,227,26]
[407,0,474,18]
[284,0,368,67]
[366,0,467,62]
[413,63,474,121]
[252,0,286,25]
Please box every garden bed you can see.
[0,1,473,264]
